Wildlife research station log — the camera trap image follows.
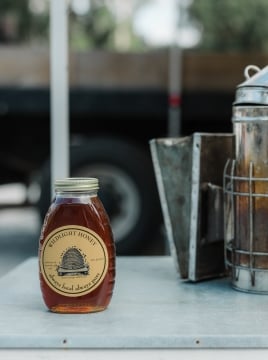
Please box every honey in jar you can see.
[38,177,116,313]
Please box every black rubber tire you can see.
[36,136,162,255]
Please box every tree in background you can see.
[0,0,147,51]
[69,0,116,50]
[189,0,268,52]
[69,0,147,51]
[0,0,31,43]
[0,0,49,43]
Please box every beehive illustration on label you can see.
[57,247,89,276]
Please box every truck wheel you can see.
[37,136,162,255]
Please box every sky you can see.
[133,0,201,48]
[133,0,178,46]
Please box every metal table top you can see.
[0,255,268,350]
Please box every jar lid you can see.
[55,177,99,192]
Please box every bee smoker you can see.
[224,65,268,293]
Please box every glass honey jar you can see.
[38,177,116,313]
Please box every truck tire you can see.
[36,136,162,255]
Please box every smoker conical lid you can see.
[238,65,268,87]
[234,65,268,105]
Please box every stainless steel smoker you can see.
[224,65,268,293]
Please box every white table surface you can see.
[1,255,268,359]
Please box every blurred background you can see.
[1,0,268,276]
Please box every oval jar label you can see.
[40,225,109,297]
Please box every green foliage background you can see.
[190,0,268,52]
[1,0,268,52]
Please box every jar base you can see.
[49,304,107,314]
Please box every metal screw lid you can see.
[54,177,99,192]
